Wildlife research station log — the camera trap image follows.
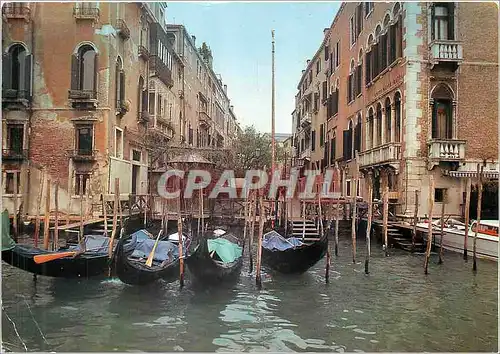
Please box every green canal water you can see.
[2,236,498,352]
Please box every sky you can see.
[165,1,341,134]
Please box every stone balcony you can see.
[300,112,312,128]
[430,40,463,68]
[300,147,311,160]
[428,139,466,162]
[358,142,401,171]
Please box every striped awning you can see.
[448,170,499,179]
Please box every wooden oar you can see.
[34,251,78,264]
[145,230,163,267]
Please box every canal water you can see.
[2,235,498,352]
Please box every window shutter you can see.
[390,24,397,63]
[448,3,455,40]
[24,54,32,98]
[446,102,453,139]
[432,102,438,138]
[322,81,327,102]
[324,140,329,166]
[397,16,403,57]
[311,130,316,151]
[70,53,79,91]
[343,129,349,160]
[3,53,12,90]
[330,138,335,165]
[430,5,435,40]
[327,94,332,118]
[120,71,126,103]
[93,52,99,98]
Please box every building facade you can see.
[2,2,240,217]
[292,1,498,219]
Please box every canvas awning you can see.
[448,170,499,179]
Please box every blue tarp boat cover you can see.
[262,231,304,251]
[124,230,181,263]
[207,238,242,263]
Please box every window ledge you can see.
[3,194,22,197]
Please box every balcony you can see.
[430,40,463,69]
[138,111,150,124]
[300,112,312,128]
[73,5,99,22]
[199,111,211,127]
[2,149,28,161]
[138,45,150,61]
[116,19,130,40]
[149,55,173,88]
[116,100,129,116]
[2,89,31,109]
[386,191,400,200]
[68,90,97,109]
[358,142,401,170]
[300,147,311,160]
[2,3,30,21]
[428,139,466,161]
[71,149,98,162]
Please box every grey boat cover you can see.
[68,235,111,254]
[262,230,304,251]
[127,230,180,262]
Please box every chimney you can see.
[306,59,310,65]
[302,70,305,74]
[230,105,234,110]
[191,35,196,45]
[323,28,329,36]
[224,84,227,94]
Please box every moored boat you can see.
[1,210,148,278]
[186,231,244,284]
[261,230,328,274]
[113,228,190,286]
[416,218,498,261]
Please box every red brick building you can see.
[292,2,498,219]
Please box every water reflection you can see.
[2,236,498,352]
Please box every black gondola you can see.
[1,212,144,278]
[113,228,190,286]
[186,230,244,284]
[261,229,328,274]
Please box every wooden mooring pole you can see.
[54,182,59,251]
[79,176,84,245]
[334,164,339,256]
[109,178,119,259]
[34,169,45,248]
[383,186,389,257]
[177,177,185,289]
[473,164,483,273]
[43,181,51,250]
[365,178,373,274]
[411,190,419,252]
[102,194,108,236]
[13,172,18,241]
[255,190,264,289]
[249,191,256,273]
[424,175,435,274]
[351,177,358,264]
[463,177,471,261]
[438,190,447,264]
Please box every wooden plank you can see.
[55,218,105,231]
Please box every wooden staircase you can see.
[291,219,320,241]
[386,222,426,252]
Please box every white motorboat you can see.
[416,219,498,261]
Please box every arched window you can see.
[431,84,453,139]
[354,113,362,153]
[367,107,374,150]
[115,57,126,112]
[394,92,401,142]
[343,120,354,161]
[3,44,31,98]
[71,44,98,96]
[376,103,383,146]
[385,97,392,143]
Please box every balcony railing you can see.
[149,55,173,88]
[300,113,312,128]
[199,111,211,127]
[116,19,130,40]
[2,3,30,20]
[138,45,150,61]
[428,139,466,161]
[430,40,463,62]
[73,6,99,21]
[2,89,31,107]
[300,147,311,160]
[2,148,28,161]
[71,149,98,162]
[68,89,97,100]
[358,142,401,167]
